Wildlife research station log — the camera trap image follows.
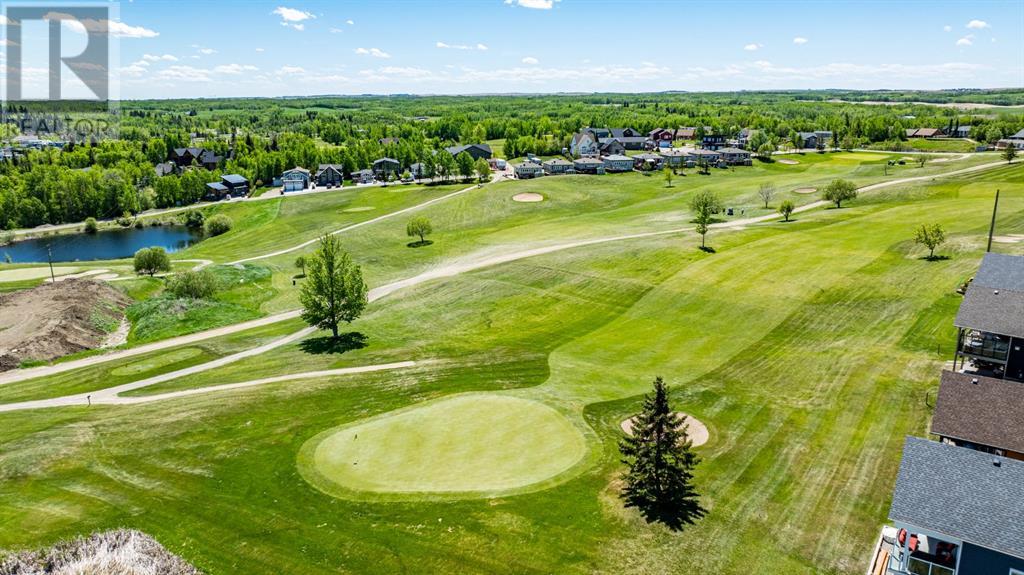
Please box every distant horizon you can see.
[4,0,1021,100]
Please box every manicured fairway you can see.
[301,394,587,497]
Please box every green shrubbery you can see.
[84,217,98,234]
[204,214,233,237]
[133,247,172,276]
[166,269,218,299]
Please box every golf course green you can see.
[300,394,588,498]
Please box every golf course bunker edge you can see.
[298,394,588,500]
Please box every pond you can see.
[1,226,203,263]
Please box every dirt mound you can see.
[0,529,201,575]
[0,279,130,371]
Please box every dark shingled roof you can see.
[972,253,1024,292]
[954,285,1024,338]
[221,174,248,185]
[889,437,1024,558]
[931,370,1024,454]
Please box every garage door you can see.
[283,180,305,192]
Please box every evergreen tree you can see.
[619,377,706,530]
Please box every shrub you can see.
[166,269,218,299]
[133,247,172,276]
[115,212,134,227]
[205,214,233,237]
[180,209,205,229]
[83,217,98,234]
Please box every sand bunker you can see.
[621,412,709,447]
[793,187,818,194]
[513,193,544,203]
[993,235,1024,244]
[777,159,799,165]
[342,206,375,213]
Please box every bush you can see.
[83,217,98,234]
[166,269,218,299]
[181,209,205,229]
[204,214,233,237]
[133,247,172,276]
[115,212,134,227]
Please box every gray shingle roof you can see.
[954,285,1024,338]
[931,370,1024,454]
[221,174,248,185]
[602,154,632,161]
[889,437,1024,559]
[972,253,1024,291]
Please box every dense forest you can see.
[2,89,1023,230]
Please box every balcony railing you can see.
[960,331,1009,362]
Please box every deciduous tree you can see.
[299,235,368,339]
[822,179,858,208]
[689,190,721,250]
[778,199,795,222]
[914,223,946,260]
[757,182,775,208]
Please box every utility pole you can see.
[987,189,1001,253]
[46,244,55,283]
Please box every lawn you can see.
[0,158,1021,574]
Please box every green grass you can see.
[902,138,978,153]
[299,394,588,498]
[0,158,1021,574]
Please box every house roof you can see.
[353,169,373,176]
[906,129,920,137]
[972,253,1024,292]
[316,164,344,176]
[691,149,721,156]
[676,128,696,138]
[283,167,310,176]
[889,436,1024,559]
[954,284,1024,338]
[931,370,1024,454]
[221,174,248,185]
[573,157,603,165]
[602,154,632,161]
[514,162,543,170]
[717,147,750,154]
[206,182,228,192]
[658,149,694,157]
[445,143,492,156]
[914,128,942,137]
[1010,129,1024,140]
[609,128,639,139]
[572,132,597,146]
[634,153,661,160]
[543,158,572,166]
[373,157,399,165]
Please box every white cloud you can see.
[793,37,808,45]
[966,19,990,29]
[956,34,974,46]
[505,0,558,8]
[277,65,306,75]
[330,27,343,33]
[154,65,212,83]
[273,6,315,24]
[436,41,489,51]
[291,23,305,31]
[214,64,259,74]
[744,43,762,51]
[346,19,355,25]
[199,48,216,55]
[943,25,952,32]
[143,53,178,62]
[355,47,391,58]
[43,12,158,38]
[119,62,149,77]
[522,56,539,65]
[255,47,265,52]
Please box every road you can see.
[0,158,1014,410]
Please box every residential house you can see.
[912,128,945,138]
[281,167,311,192]
[570,131,600,157]
[691,148,722,165]
[573,157,605,175]
[953,126,972,138]
[648,128,675,146]
[315,164,345,187]
[953,253,1024,382]
[410,163,426,179]
[154,162,176,177]
[931,370,1024,461]
[602,154,633,173]
[599,139,626,156]
[996,129,1024,150]
[700,133,727,150]
[171,147,220,170]
[542,158,573,175]
[718,147,752,165]
[905,128,920,138]
[353,169,375,184]
[372,157,401,179]
[445,143,492,161]
[204,182,230,201]
[675,127,696,140]
[874,437,1024,575]
[488,158,507,171]
[220,174,249,197]
[633,153,663,171]
[797,131,834,149]
[608,128,649,150]
[584,127,611,139]
[514,162,544,179]
[736,128,756,149]
[658,148,696,168]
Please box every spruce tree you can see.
[619,377,706,529]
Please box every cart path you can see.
[0,362,417,412]
[0,159,1012,395]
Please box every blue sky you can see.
[5,0,1023,99]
